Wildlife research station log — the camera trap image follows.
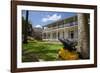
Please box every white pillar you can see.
[42,32,44,39]
[50,32,53,40]
[56,30,58,40]
[64,28,68,39]
[46,32,47,40]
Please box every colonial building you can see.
[42,15,78,41]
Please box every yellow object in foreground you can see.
[58,48,79,60]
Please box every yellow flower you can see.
[58,48,79,60]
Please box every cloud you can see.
[42,14,61,22]
[35,25,42,28]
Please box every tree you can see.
[77,13,89,59]
[22,11,29,43]
[22,11,34,43]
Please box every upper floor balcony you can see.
[43,22,78,31]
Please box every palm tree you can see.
[77,13,89,59]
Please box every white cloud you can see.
[35,25,42,28]
[42,14,61,22]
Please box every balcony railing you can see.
[43,22,78,31]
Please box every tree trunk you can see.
[23,10,29,43]
[77,13,89,59]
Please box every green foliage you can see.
[22,17,33,36]
[64,16,77,24]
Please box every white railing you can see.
[43,25,78,32]
[43,22,78,32]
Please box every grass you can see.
[22,40,63,62]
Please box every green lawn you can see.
[22,40,63,62]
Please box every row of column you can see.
[42,27,78,41]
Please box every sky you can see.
[22,10,77,28]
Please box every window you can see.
[68,31,74,39]
[70,31,74,39]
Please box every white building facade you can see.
[42,16,78,41]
